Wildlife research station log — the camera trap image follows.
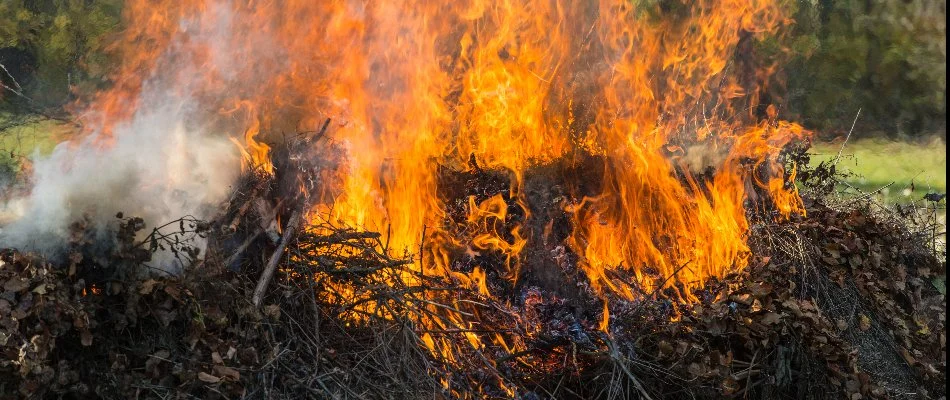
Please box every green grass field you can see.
[808,136,947,204]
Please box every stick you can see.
[253,210,302,307]
[608,340,655,400]
[832,108,861,168]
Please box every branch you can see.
[253,210,302,307]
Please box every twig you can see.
[0,62,77,125]
[608,339,656,400]
[832,108,861,168]
[743,350,758,399]
[253,210,302,307]
[0,62,23,92]
[845,181,895,206]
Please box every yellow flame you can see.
[89,0,810,367]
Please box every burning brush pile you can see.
[0,0,945,399]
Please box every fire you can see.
[83,0,809,366]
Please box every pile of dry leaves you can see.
[0,163,945,399]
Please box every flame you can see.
[86,0,810,365]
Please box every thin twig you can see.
[833,108,861,167]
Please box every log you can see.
[252,210,302,307]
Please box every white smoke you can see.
[0,4,252,270]
[0,91,239,269]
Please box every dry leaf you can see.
[836,319,849,330]
[721,377,740,395]
[900,348,917,365]
[761,312,782,325]
[198,372,221,383]
[751,299,762,313]
[164,285,182,301]
[859,314,871,331]
[213,365,241,381]
[80,329,93,346]
[3,278,29,293]
[687,363,704,377]
[139,279,159,295]
[657,340,673,357]
[264,304,281,319]
[31,284,47,295]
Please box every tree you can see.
[0,0,122,112]
[780,0,946,136]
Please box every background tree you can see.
[780,0,946,137]
[1,0,946,137]
[0,0,122,113]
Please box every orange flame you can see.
[87,0,810,362]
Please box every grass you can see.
[808,136,947,204]
[0,113,71,170]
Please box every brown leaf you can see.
[164,285,182,301]
[721,377,740,395]
[761,312,782,325]
[263,304,281,320]
[212,352,224,365]
[139,279,160,295]
[859,314,871,331]
[198,372,221,383]
[213,365,240,381]
[31,284,47,295]
[80,329,93,347]
[3,278,29,293]
[657,340,673,358]
[782,300,803,317]
[822,256,841,266]
[845,379,860,393]
[238,347,259,365]
[687,363,705,377]
[900,348,917,365]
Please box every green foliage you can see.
[781,0,946,136]
[0,0,122,109]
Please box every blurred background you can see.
[1,0,946,207]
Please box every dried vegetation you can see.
[0,146,945,400]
